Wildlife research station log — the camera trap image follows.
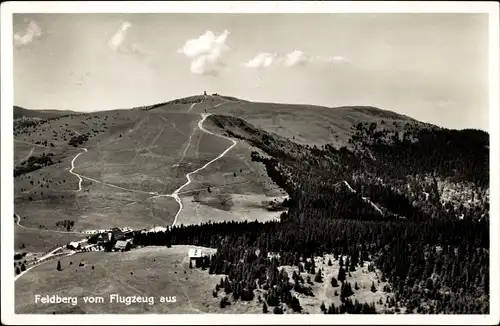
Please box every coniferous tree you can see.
[338,267,346,282]
[320,301,326,313]
[314,269,323,283]
[273,306,284,314]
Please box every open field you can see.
[14,169,178,246]
[15,246,224,314]
[176,193,286,226]
[15,223,86,253]
[72,112,232,195]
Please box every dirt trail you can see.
[69,148,88,192]
[19,147,35,164]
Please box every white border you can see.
[1,1,499,325]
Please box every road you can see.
[14,245,77,282]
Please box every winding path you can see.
[187,103,196,113]
[14,245,78,282]
[69,148,88,192]
[167,113,237,226]
[19,147,35,164]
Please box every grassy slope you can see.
[15,246,394,314]
[208,100,421,148]
[14,98,289,250]
[15,246,223,314]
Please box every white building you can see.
[188,248,203,259]
[188,248,204,267]
[148,226,169,233]
[68,241,81,249]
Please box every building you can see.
[188,248,204,267]
[96,234,108,245]
[113,239,132,252]
[148,226,168,233]
[121,227,132,233]
[109,227,126,241]
[68,241,81,250]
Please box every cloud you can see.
[245,53,279,68]
[108,21,154,57]
[108,21,132,51]
[177,30,230,75]
[244,50,345,69]
[13,20,42,47]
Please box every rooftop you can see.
[188,248,203,258]
[114,240,129,249]
[148,226,168,233]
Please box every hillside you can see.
[14,95,489,315]
[134,95,489,314]
[14,105,78,120]
[202,99,433,149]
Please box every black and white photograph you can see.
[1,1,499,325]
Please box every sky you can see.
[13,13,489,131]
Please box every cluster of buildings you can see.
[75,227,135,252]
[81,228,112,235]
[81,226,133,235]
[146,226,169,233]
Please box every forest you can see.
[132,116,489,314]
